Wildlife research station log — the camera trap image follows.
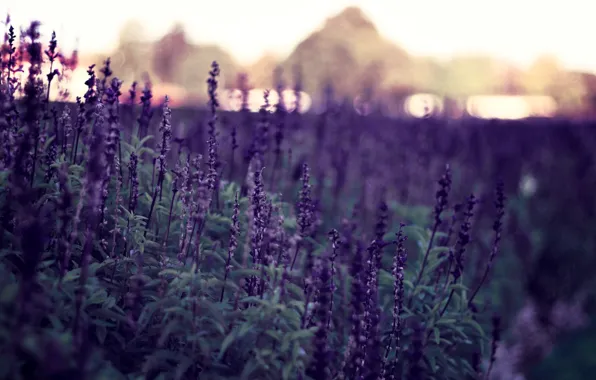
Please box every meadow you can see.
[1,22,596,380]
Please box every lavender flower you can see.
[438,193,477,317]
[485,314,502,380]
[229,124,238,181]
[71,97,85,163]
[412,164,452,293]
[452,194,477,282]
[156,95,172,200]
[270,67,286,191]
[245,167,266,296]
[220,192,239,302]
[73,102,107,357]
[291,163,313,270]
[207,61,220,208]
[97,57,113,100]
[187,155,211,266]
[327,229,340,329]
[128,81,137,106]
[143,96,173,241]
[128,152,139,213]
[406,320,425,379]
[363,301,382,380]
[43,131,57,182]
[374,192,389,242]
[43,30,60,103]
[59,105,72,155]
[340,241,366,380]
[82,64,98,122]
[381,224,408,379]
[308,255,332,380]
[137,79,153,139]
[177,155,192,259]
[469,181,506,308]
[99,77,123,231]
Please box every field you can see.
[1,22,596,380]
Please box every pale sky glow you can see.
[2,0,595,72]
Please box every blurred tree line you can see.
[102,7,596,116]
[104,19,238,102]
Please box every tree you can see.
[282,6,411,99]
[118,19,147,45]
[523,56,588,115]
[175,45,238,97]
[549,71,588,116]
[499,65,525,95]
[522,55,561,95]
[114,20,152,82]
[152,23,190,84]
[442,55,500,96]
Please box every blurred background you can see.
[3,0,596,119]
[3,1,596,379]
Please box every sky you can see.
[2,0,595,72]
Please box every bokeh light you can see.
[404,93,444,118]
[221,89,312,113]
[353,95,374,116]
[281,89,312,114]
[466,95,557,119]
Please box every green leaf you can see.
[218,331,237,361]
[429,246,450,256]
[0,283,18,304]
[102,296,116,310]
[265,329,282,342]
[449,283,469,292]
[463,318,486,338]
[286,283,305,301]
[96,325,107,344]
[240,359,259,380]
[158,320,181,347]
[285,327,316,343]
[137,135,155,149]
[291,341,306,363]
[48,315,64,329]
[175,355,195,380]
[427,350,438,372]
[43,135,56,151]
[93,308,129,324]
[142,349,180,374]
[230,268,261,280]
[136,300,165,335]
[282,362,294,380]
[433,327,441,345]
[85,289,108,307]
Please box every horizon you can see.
[2,0,595,73]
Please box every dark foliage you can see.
[0,20,595,380]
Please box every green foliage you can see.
[0,27,510,380]
[529,317,596,380]
[0,135,497,379]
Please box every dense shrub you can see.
[1,21,594,380]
